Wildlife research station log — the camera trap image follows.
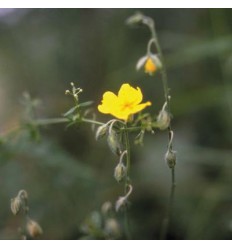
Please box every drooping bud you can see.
[10,190,29,215]
[104,218,121,238]
[115,185,133,212]
[10,197,21,215]
[114,163,127,183]
[115,196,127,212]
[157,109,171,130]
[126,12,144,26]
[107,129,122,156]
[101,201,112,216]
[26,219,43,238]
[165,149,177,168]
[95,124,108,140]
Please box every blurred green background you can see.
[0,8,232,240]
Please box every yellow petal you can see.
[98,91,118,114]
[129,101,152,115]
[108,110,129,121]
[144,58,157,74]
[118,83,143,105]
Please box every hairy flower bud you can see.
[101,201,112,216]
[126,12,144,26]
[95,124,108,140]
[10,190,28,215]
[26,219,43,238]
[115,196,127,212]
[10,197,21,215]
[104,218,121,238]
[107,129,122,156]
[165,150,177,168]
[114,163,127,182]
[157,109,170,130]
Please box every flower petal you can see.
[129,101,152,115]
[98,91,118,114]
[118,83,143,105]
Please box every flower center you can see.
[121,102,134,111]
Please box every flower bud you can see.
[26,219,43,238]
[114,163,126,183]
[104,218,121,238]
[10,190,28,215]
[115,196,127,212]
[10,197,21,215]
[126,12,144,26]
[107,129,122,156]
[101,201,112,216]
[157,109,170,130]
[95,124,108,140]
[165,150,176,168]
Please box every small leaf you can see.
[63,105,79,117]
[78,101,94,108]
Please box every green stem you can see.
[160,168,176,239]
[144,14,176,239]
[123,123,131,239]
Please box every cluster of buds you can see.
[80,201,121,239]
[95,119,123,156]
[65,82,83,103]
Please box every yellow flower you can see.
[136,54,162,75]
[144,58,157,74]
[98,83,151,121]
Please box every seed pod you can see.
[165,150,177,168]
[107,129,122,156]
[114,163,127,182]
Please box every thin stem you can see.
[123,123,131,239]
[144,14,176,239]
[160,168,176,239]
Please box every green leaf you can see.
[78,101,94,108]
[63,105,79,117]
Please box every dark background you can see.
[0,8,232,239]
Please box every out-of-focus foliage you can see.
[0,9,232,239]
